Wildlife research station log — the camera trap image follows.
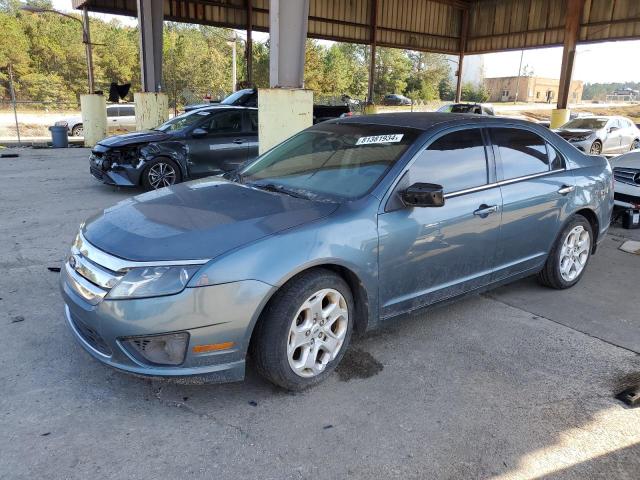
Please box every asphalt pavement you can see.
[1,147,639,479]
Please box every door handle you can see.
[557,185,575,195]
[233,139,244,144]
[473,204,498,217]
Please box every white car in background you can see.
[610,151,640,208]
[55,103,136,136]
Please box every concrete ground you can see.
[1,148,639,480]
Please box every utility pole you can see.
[514,50,524,104]
[231,35,237,92]
[8,64,20,145]
[82,7,95,94]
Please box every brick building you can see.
[484,76,584,103]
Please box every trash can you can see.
[48,125,69,148]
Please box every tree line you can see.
[1,0,487,109]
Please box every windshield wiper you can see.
[249,182,308,199]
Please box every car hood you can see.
[610,152,640,169]
[82,178,338,262]
[97,130,173,148]
[554,128,596,138]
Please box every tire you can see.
[589,140,602,155]
[630,139,640,151]
[537,215,593,289]
[71,124,83,137]
[141,158,182,190]
[250,269,354,391]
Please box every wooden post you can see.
[368,0,378,104]
[557,0,584,110]
[455,9,469,103]
[246,0,253,84]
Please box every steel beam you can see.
[246,0,253,84]
[269,0,309,88]
[137,0,164,92]
[557,0,585,110]
[368,0,378,103]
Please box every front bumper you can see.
[613,182,640,208]
[89,153,143,187]
[61,268,274,383]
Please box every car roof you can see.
[190,105,257,112]
[335,112,533,131]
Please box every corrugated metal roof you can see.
[73,0,640,54]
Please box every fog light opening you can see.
[122,332,189,366]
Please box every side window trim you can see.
[382,125,495,212]
[489,125,567,183]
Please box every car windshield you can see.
[241,123,419,201]
[450,104,478,113]
[562,118,608,129]
[221,89,254,105]
[155,110,209,132]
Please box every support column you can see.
[259,0,311,154]
[455,9,469,103]
[136,0,168,129]
[367,0,378,104]
[552,0,585,128]
[81,94,106,147]
[246,0,253,84]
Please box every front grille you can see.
[70,313,112,356]
[613,167,640,186]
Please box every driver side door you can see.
[603,119,622,153]
[378,127,502,319]
[186,110,247,177]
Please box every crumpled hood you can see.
[97,130,173,148]
[82,178,338,262]
[554,128,596,139]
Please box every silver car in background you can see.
[554,116,640,155]
[55,103,136,137]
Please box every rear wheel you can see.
[630,139,640,151]
[250,269,354,391]
[71,124,83,137]
[141,158,182,190]
[538,215,593,289]
[589,140,602,155]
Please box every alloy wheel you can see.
[148,162,177,189]
[631,140,640,151]
[287,288,349,378]
[559,225,590,282]
[590,142,602,155]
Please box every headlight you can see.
[107,265,200,299]
[570,135,591,142]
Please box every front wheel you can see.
[71,124,83,137]
[141,158,182,190]
[250,269,354,391]
[538,215,593,289]
[630,139,640,151]
[589,141,602,155]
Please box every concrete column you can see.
[134,92,169,131]
[137,0,163,93]
[259,0,312,153]
[80,94,106,147]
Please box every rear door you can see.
[118,105,136,132]
[378,127,502,318]
[187,109,247,176]
[489,127,575,281]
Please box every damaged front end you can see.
[90,144,147,187]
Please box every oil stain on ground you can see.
[336,347,383,381]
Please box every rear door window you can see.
[119,106,135,116]
[490,128,549,180]
[409,128,489,193]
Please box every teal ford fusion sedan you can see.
[61,113,613,390]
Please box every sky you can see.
[53,0,640,84]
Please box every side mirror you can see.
[401,183,445,208]
[192,127,207,138]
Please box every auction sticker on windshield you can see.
[356,134,404,145]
